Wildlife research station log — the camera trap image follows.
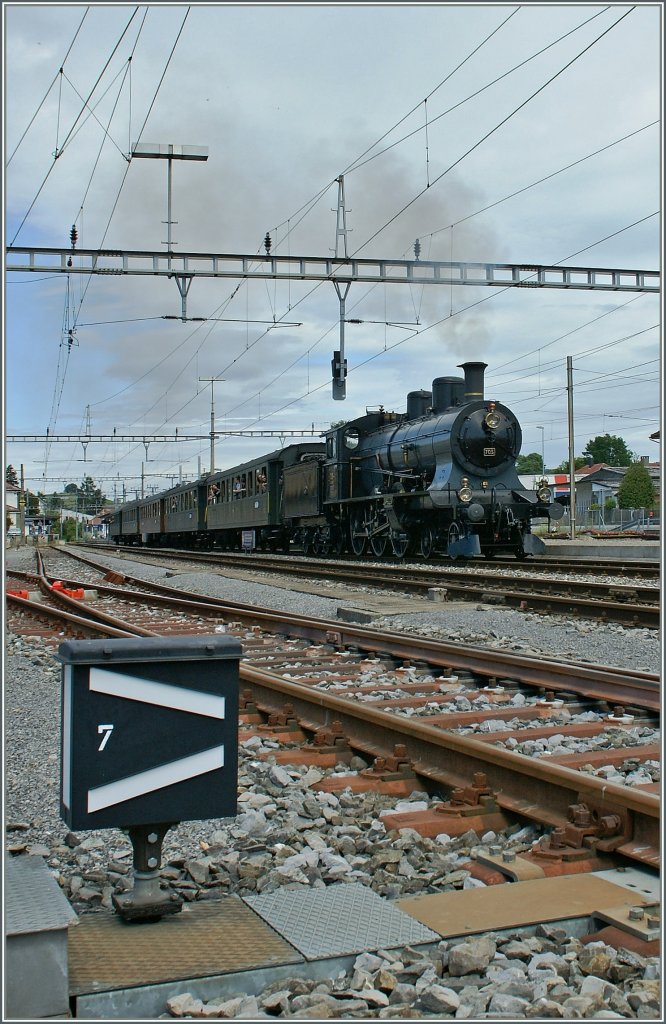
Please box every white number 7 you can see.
[98,724,114,751]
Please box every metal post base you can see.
[112,824,183,923]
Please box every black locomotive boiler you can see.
[282,361,563,559]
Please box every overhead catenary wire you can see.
[414,120,658,242]
[350,6,636,257]
[31,8,192,482]
[20,6,651,483]
[6,6,89,167]
[76,5,621,443]
[344,5,612,177]
[184,5,643,442]
[70,6,188,327]
[9,7,141,247]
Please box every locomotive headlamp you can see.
[537,484,552,502]
[484,403,501,430]
[458,478,473,503]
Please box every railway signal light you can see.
[331,349,347,400]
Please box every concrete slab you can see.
[542,539,660,560]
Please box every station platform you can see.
[541,536,660,560]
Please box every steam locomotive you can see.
[109,361,563,559]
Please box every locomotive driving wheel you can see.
[419,526,436,560]
[371,534,388,557]
[349,510,367,557]
[447,521,461,560]
[390,529,412,559]
[370,509,389,557]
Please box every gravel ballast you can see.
[4,545,661,1018]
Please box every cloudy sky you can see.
[4,2,661,501]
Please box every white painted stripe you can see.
[87,745,225,812]
[62,666,72,809]
[89,667,226,719]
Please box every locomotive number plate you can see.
[484,447,496,457]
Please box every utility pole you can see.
[567,356,576,540]
[199,377,225,474]
[332,175,350,401]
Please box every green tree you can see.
[25,492,41,517]
[43,492,64,513]
[516,452,545,473]
[617,462,656,510]
[583,434,634,467]
[6,465,19,486]
[78,476,107,514]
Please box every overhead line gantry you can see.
[6,244,660,400]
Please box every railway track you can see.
[88,540,662,578]
[7,547,660,876]
[76,543,660,628]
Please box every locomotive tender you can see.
[109,361,563,559]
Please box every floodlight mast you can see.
[131,143,208,319]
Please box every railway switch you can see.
[57,635,241,922]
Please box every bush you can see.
[61,519,78,542]
[617,463,656,510]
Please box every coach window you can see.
[246,473,254,497]
[257,467,267,491]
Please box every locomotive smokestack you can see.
[458,361,487,401]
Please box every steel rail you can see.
[83,545,660,626]
[240,663,660,868]
[5,592,136,638]
[8,563,660,866]
[31,550,661,711]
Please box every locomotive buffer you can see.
[57,635,240,922]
